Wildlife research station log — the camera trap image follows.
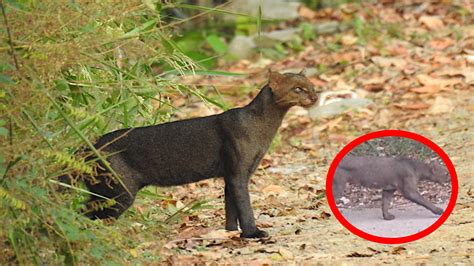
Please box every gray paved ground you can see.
[339,203,449,238]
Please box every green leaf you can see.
[300,22,315,41]
[175,31,206,53]
[326,42,341,52]
[143,0,161,11]
[139,190,172,200]
[80,21,99,33]
[0,63,14,72]
[206,35,227,54]
[90,244,106,259]
[0,127,8,137]
[185,51,216,69]
[55,80,70,91]
[0,74,14,84]
[122,19,157,39]
[353,15,367,44]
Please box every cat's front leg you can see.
[224,184,238,231]
[382,189,396,220]
[224,175,268,238]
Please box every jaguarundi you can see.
[332,156,450,220]
[59,70,319,238]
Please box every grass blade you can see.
[175,3,273,20]
[46,94,132,196]
[159,69,247,77]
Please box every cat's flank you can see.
[60,70,319,238]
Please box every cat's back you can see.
[339,156,404,169]
[338,156,411,182]
[94,113,226,150]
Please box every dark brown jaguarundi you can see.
[332,156,450,220]
[59,70,319,238]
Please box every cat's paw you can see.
[433,207,444,215]
[225,225,238,231]
[383,214,395,220]
[240,229,269,239]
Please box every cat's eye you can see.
[294,87,304,93]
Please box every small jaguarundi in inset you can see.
[332,156,450,220]
[60,70,319,238]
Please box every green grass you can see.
[0,0,248,264]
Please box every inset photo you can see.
[326,130,458,244]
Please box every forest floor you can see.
[122,2,474,264]
[154,93,473,265]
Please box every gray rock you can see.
[225,0,301,20]
[267,164,307,175]
[314,21,340,34]
[309,98,373,119]
[228,35,256,59]
[254,28,301,48]
[283,67,318,76]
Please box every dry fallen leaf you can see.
[409,86,440,94]
[335,80,356,90]
[262,185,285,194]
[309,77,327,87]
[260,157,273,169]
[390,246,407,255]
[371,56,407,69]
[428,96,455,114]
[278,248,294,259]
[347,252,373,257]
[437,67,474,84]
[298,5,318,20]
[197,251,222,260]
[319,74,341,82]
[361,75,389,85]
[319,211,331,220]
[375,109,391,127]
[200,229,240,239]
[298,5,317,20]
[314,117,344,132]
[419,16,444,30]
[393,102,430,110]
[341,35,358,46]
[416,74,461,88]
[129,248,138,258]
[428,38,455,50]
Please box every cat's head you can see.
[428,161,451,184]
[268,70,319,108]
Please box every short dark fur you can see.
[333,156,450,220]
[61,71,318,238]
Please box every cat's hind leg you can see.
[401,178,444,215]
[84,191,137,219]
[332,168,349,203]
[84,170,140,219]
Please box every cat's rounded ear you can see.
[268,69,286,89]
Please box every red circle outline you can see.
[326,129,458,244]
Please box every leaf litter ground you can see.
[127,1,473,264]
